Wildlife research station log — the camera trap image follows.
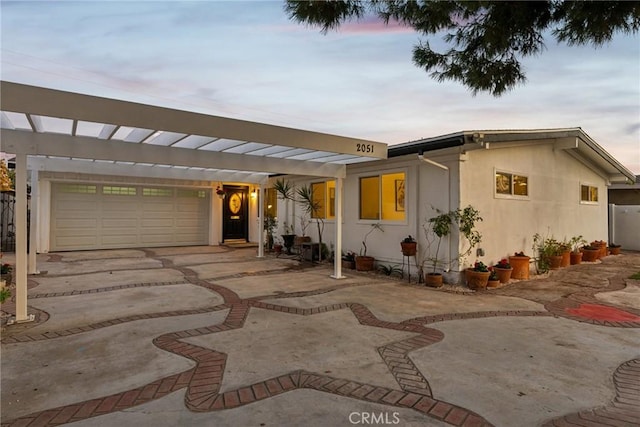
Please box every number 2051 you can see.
[356,143,374,153]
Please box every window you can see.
[581,184,598,203]
[308,181,336,219]
[59,184,96,194]
[177,189,206,198]
[495,171,528,198]
[144,188,172,197]
[102,186,136,196]
[359,172,405,221]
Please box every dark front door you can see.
[222,185,249,241]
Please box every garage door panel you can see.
[56,236,98,248]
[101,234,140,245]
[52,184,209,251]
[101,218,138,228]
[56,218,98,229]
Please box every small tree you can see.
[296,184,325,261]
[421,205,483,276]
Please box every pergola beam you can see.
[3,129,347,178]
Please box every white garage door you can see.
[51,183,210,251]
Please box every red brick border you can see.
[542,358,640,426]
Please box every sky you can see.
[1,1,639,173]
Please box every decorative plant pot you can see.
[400,242,417,256]
[487,279,501,289]
[570,252,583,265]
[560,250,571,268]
[547,255,563,270]
[281,234,297,254]
[466,269,490,290]
[509,256,530,280]
[342,259,355,270]
[493,267,512,284]
[425,273,443,288]
[609,246,621,255]
[591,241,607,259]
[355,256,375,271]
[582,248,600,262]
[273,244,283,255]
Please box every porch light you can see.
[251,188,257,199]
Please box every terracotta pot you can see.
[509,256,530,280]
[466,269,490,290]
[273,244,283,255]
[582,248,600,262]
[591,241,607,259]
[355,256,375,271]
[609,246,621,255]
[487,279,501,289]
[494,267,512,284]
[547,255,563,270]
[425,273,443,288]
[560,250,571,268]
[570,251,583,265]
[400,242,417,256]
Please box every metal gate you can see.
[609,204,640,251]
[0,191,30,252]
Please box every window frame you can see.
[579,182,599,205]
[494,168,529,200]
[357,169,408,224]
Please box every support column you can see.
[331,177,345,279]
[28,168,39,274]
[12,153,34,323]
[257,185,264,258]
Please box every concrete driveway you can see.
[1,247,639,427]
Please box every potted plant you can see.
[400,235,417,256]
[342,251,356,270]
[273,237,283,256]
[421,205,483,288]
[493,258,512,283]
[487,268,500,288]
[279,221,297,255]
[1,263,12,286]
[591,240,607,259]
[609,243,622,255]
[509,251,531,280]
[569,235,587,265]
[532,233,563,273]
[355,224,383,271]
[582,244,601,262]
[466,261,490,290]
[264,213,277,251]
[0,287,10,304]
[559,240,571,268]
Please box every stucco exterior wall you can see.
[459,143,609,267]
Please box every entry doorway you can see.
[222,185,249,242]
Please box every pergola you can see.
[0,81,388,323]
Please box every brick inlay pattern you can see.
[12,249,637,426]
[28,280,188,299]
[543,358,640,426]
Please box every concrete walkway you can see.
[1,247,639,427]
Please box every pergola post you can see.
[12,153,34,323]
[28,168,39,274]
[331,177,345,279]
[257,184,264,258]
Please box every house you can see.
[1,82,635,322]
[271,129,636,282]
